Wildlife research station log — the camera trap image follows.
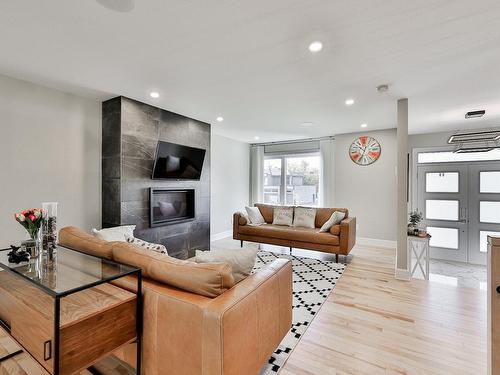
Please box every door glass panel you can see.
[263,158,281,204]
[285,155,320,206]
[480,201,500,223]
[480,231,500,253]
[427,227,459,249]
[425,200,459,221]
[425,172,459,193]
[418,149,500,163]
[480,171,500,193]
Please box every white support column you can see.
[396,98,410,280]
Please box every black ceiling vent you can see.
[465,110,486,119]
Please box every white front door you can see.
[468,164,500,265]
[417,162,500,265]
[417,165,468,262]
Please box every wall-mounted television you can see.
[152,141,206,180]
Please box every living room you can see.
[0,1,499,374]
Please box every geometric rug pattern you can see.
[255,251,346,374]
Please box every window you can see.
[425,200,459,221]
[263,154,320,206]
[425,172,459,193]
[418,149,500,163]
[480,171,500,193]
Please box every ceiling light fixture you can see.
[361,123,368,128]
[254,136,260,141]
[216,116,224,122]
[308,41,323,53]
[345,98,355,106]
[448,130,500,144]
[300,122,314,127]
[465,110,486,119]
[150,91,160,98]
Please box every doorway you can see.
[417,161,500,265]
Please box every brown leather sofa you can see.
[58,227,292,375]
[234,204,356,262]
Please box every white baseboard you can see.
[211,230,232,242]
[394,267,411,281]
[357,237,397,249]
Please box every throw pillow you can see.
[272,206,294,226]
[293,207,317,228]
[125,235,168,255]
[194,248,259,283]
[92,225,136,242]
[245,206,266,225]
[319,211,345,233]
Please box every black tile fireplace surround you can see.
[102,96,210,259]
[150,188,195,227]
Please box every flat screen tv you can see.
[152,141,206,180]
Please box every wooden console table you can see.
[0,246,142,375]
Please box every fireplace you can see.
[150,188,195,227]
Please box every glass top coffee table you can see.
[0,245,142,375]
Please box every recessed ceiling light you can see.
[361,123,368,128]
[254,136,260,141]
[300,122,314,127]
[345,98,355,106]
[376,84,389,93]
[308,41,323,53]
[150,91,160,98]
[216,116,224,122]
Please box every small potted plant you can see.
[15,208,44,258]
[408,210,423,236]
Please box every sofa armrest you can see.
[233,212,247,240]
[202,259,292,375]
[340,216,356,255]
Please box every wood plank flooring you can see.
[280,244,487,375]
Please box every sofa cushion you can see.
[293,207,316,228]
[245,206,266,225]
[315,208,349,228]
[319,211,346,233]
[112,243,235,298]
[59,226,115,259]
[193,248,259,283]
[239,224,339,246]
[254,203,275,224]
[272,206,293,226]
[92,225,136,242]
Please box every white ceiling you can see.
[1,0,500,142]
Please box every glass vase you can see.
[42,202,58,254]
[23,228,41,259]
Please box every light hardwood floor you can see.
[279,243,487,375]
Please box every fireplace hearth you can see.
[150,188,195,227]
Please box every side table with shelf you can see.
[0,245,142,375]
[408,235,431,280]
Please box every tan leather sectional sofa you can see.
[58,226,292,375]
[234,204,356,262]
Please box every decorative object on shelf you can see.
[14,208,43,259]
[349,136,381,165]
[7,245,29,264]
[42,202,58,255]
[408,210,423,236]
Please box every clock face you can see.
[349,136,381,166]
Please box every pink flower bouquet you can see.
[15,208,44,240]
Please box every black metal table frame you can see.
[0,247,143,375]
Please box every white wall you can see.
[0,74,101,247]
[210,133,250,239]
[334,129,397,241]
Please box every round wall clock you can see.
[349,136,381,166]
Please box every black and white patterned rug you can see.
[254,251,346,374]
